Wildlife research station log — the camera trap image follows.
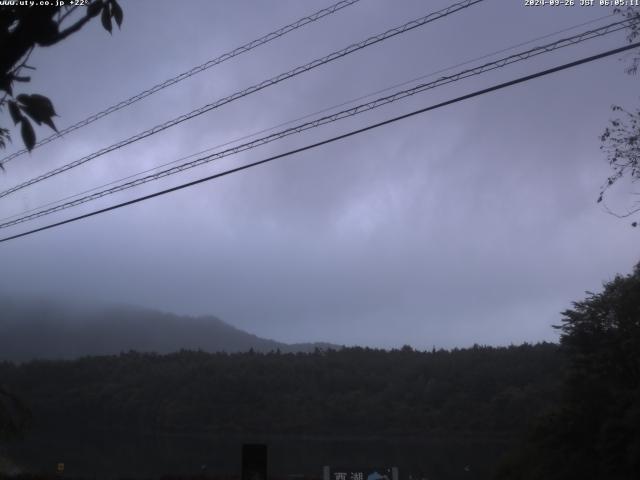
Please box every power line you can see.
[1,17,634,230]
[1,12,615,226]
[0,0,484,200]
[0,0,363,166]
[0,12,616,225]
[1,41,638,245]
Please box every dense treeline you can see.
[4,263,637,478]
[0,343,562,437]
[497,263,640,480]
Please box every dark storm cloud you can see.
[0,0,638,348]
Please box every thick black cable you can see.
[1,41,638,244]
[0,0,484,199]
[0,0,362,166]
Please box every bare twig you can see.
[57,5,79,26]
[601,198,640,218]
[53,1,101,43]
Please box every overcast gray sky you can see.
[1,0,638,349]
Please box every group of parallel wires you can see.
[0,0,639,243]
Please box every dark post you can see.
[242,443,268,480]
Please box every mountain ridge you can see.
[0,296,340,362]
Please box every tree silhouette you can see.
[598,7,640,226]
[0,0,122,157]
[0,0,122,441]
[497,263,640,480]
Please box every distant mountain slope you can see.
[0,297,339,361]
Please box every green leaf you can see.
[17,94,57,117]
[20,118,36,151]
[38,114,57,132]
[16,94,58,132]
[8,100,22,125]
[110,0,123,28]
[101,4,112,33]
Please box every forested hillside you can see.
[0,343,562,436]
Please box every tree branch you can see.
[57,5,78,26]
[602,198,640,218]
[53,10,94,43]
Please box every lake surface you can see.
[7,430,513,479]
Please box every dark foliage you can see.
[0,386,30,441]
[496,264,640,480]
[0,0,122,154]
[0,343,562,438]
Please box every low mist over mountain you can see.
[0,297,338,362]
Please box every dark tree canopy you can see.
[498,263,640,480]
[0,344,564,478]
[0,0,122,155]
[0,344,562,438]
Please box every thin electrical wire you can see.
[5,10,620,222]
[0,11,616,223]
[0,17,635,229]
[1,40,638,244]
[0,0,484,199]
[0,0,363,165]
